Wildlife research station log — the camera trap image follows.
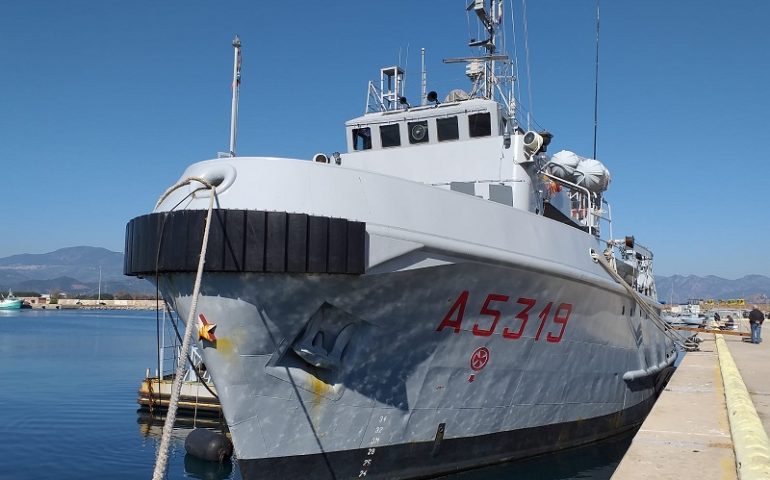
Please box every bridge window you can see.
[352,127,372,151]
[380,124,401,148]
[469,112,491,138]
[436,116,459,141]
[408,120,429,144]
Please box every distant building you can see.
[20,296,48,305]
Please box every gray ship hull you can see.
[237,395,659,479]
[156,260,677,479]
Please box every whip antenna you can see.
[593,0,600,159]
[229,35,242,157]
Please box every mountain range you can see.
[0,246,768,302]
[0,246,153,295]
[655,275,770,305]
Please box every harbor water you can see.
[0,309,635,479]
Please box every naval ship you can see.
[125,2,681,478]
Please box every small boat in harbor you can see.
[0,290,23,310]
[137,363,220,415]
[662,303,703,326]
[125,2,684,478]
[137,309,220,415]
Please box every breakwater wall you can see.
[55,299,166,310]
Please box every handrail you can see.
[541,171,601,235]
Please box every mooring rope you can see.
[591,250,699,352]
[155,176,216,210]
[152,177,216,480]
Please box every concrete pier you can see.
[613,324,770,479]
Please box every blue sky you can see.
[1,0,767,278]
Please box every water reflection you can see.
[137,410,229,438]
[184,454,235,480]
[137,410,239,480]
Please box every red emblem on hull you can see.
[470,347,490,372]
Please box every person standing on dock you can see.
[748,305,765,344]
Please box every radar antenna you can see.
[443,1,513,111]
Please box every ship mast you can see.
[443,0,511,111]
[420,48,427,106]
[229,35,242,157]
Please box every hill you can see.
[0,246,153,295]
[0,246,122,282]
[655,274,770,304]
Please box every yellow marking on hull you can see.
[309,374,333,400]
[308,374,331,427]
[212,337,233,357]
